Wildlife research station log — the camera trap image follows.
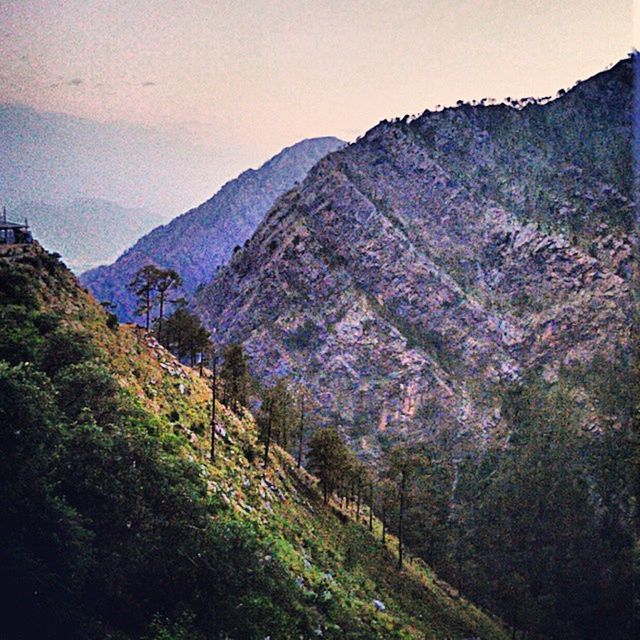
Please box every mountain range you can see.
[9,198,167,273]
[194,57,635,453]
[0,103,266,215]
[81,136,344,320]
[2,56,636,640]
[0,241,508,640]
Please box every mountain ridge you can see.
[195,57,635,453]
[81,136,344,321]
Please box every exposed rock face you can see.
[81,136,344,321]
[196,58,636,453]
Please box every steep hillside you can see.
[196,57,635,453]
[1,242,506,640]
[81,136,344,321]
[11,198,167,273]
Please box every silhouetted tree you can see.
[155,268,182,338]
[129,264,163,331]
[220,343,249,413]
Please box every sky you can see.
[0,0,633,160]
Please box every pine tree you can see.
[210,347,218,462]
[307,427,349,504]
[384,445,418,570]
[297,388,305,468]
[220,343,249,414]
[376,479,396,545]
[129,264,163,331]
[350,459,369,522]
[159,306,210,365]
[155,268,182,339]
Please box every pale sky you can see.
[0,0,633,161]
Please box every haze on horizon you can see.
[0,1,634,217]
[0,1,632,159]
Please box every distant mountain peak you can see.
[81,136,344,320]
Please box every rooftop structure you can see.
[0,206,33,244]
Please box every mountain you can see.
[81,136,344,320]
[0,103,260,215]
[9,198,168,273]
[0,241,508,640]
[195,57,635,453]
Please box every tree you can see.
[210,347,218,462]
[376,479,396,544]
[292,385,318,468]
[443,375,636,640]
[350,459,369,521]
[258,388,274,466]
[129,265,163,331]
[307,427,350,504]
[297,388,306,468]
[401,440,454,570]
[160,307,210,365]
[384,446,418,570]
[257,379,295,466]
[368,476,374,532]
[155,269,182,339]
[273,379,295,450]
[220,343,249,414]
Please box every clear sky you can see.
[0,0,633,161]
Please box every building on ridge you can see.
[0,206,33,244]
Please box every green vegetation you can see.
[1,250,305,639]
[158,305,210,365]
[307,427,352,503]
[220,342,250,413]
[0,246,508,639]
[129,264,210,366]
[375,370,637,640]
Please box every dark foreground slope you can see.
[0,242,507,640]
[196,58,635,452]
[82,137,343,321]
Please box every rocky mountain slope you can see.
[11,198,167,273]
[1,242,507,639]
[82,136,344,321]
[196,57,636,453]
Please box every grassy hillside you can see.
[0,242,507,639]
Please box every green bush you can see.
[40,326,97,376]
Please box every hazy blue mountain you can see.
[81,136,344,320]
[10,198,168,273]
[0,103,257,215]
